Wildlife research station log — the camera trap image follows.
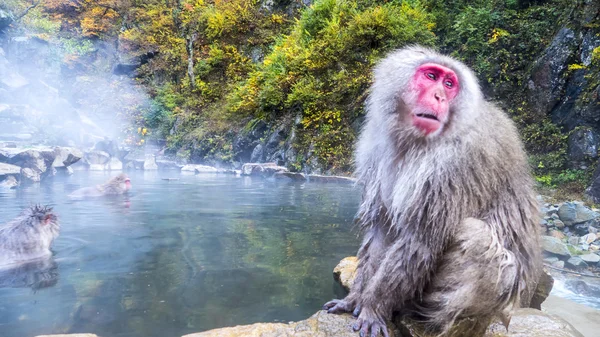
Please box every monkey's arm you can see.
[352,231,444,337]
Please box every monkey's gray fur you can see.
[0,205,60,267]
[323,46,541,337]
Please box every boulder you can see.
[241,163,288,177]
[579,253,600,264]
[333,256,358,291]
[0,9,13,32]
[529,269,554,310]
[565,257,588,270]
[273,172,307,182]
[52,147,83,167]
[557,202,599,226]
[143,155,158,170]
[541,236,572,257]
[580,233,597,245]
[20,167,40,182]
[8,149,49,174]
[156,160,182,170]
[181,164,218,174]
[0,175,18,188]
[308,175,356,184]
[85,151,110,165]
[105,157,123,171]
[567,128,599,169]
[0,162,20,177]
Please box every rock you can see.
[579,253,600,264]
[35,335,99,337]
[273,172,307,182]
[529,270,554,309]
[549,230,566,240]
[485,308,583,337]
[241,163,288,177]
[93,139,119,157]
[557,202,599,226]
[590,244,600,251]
[55,166,74,175]
[0,9,13,32]
[572,223,591,236]
[308,175,356,184]
[105,157,123,171]
[540,219,550,227]
[554,219,565,229]
[333,256,358,291]
[8,149,51,174]
[0,162,20,177]
[581,233,597,245]
[552,260,565,268]
[567,128,599,168]
[527,27,577,117]
[52,147,83,167]
[181,164,220,174]
[250,143,265,162]
[156,160,182,170]
[566,256,588,270]
[143,155,158,170]
[541,236,571,257]
[20,167,40,182]
[568,236,580,245]
[543,257,560,264]
[0,175,18,188]
[85,151,110,165]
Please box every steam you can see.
[0,32,149,149]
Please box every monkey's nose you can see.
[434,91,446,103]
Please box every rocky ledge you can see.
[187,257,582,337]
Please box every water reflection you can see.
[0,172,360,337]
[0,258,58,290]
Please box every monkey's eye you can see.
[444,80,453,88]
[426,72,436,80]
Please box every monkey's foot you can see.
[353,309,389,337]
[322,299,354,314]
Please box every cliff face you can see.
[1,0,600,189]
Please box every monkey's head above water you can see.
[107,173,132,192]
[368,45,484,139]
[21,205,60,237]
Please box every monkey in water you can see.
[323,46,540,337]
[68,173,131,199]
[0,205,60,267]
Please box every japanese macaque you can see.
[0,205,60,267]
[68,173,131,199]
[323,46,541,337]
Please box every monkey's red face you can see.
[407,63,459,135]
[124,178,131,190]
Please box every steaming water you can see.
[0,172,360,337]
[549,271,600,310]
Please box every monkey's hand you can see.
[353,307,390,337]
[322,298,354,314]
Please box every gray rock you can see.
[85,151,110,165]
[558,202,599,226]
[541,236,571,257]
[554,219,565,229]
[552,260,565,269]
[540,219,549,227]
[156,160,182,170]
[0,10,13,32]
[273,172,306,182]
[52,147,83,167]
[250,143,264,163]
[241,163,288,177]
[0,162,20,177]
[0,175,18,188]
[20,167,40,182]
[543,257,560,264]
[143,155,158,170]
[567,128,599,168]
[308,174,357,184]
[55,166,74,175]
[573,223,591,236]
[581,233,597,244]
[105,157,123,171]
[566,256,588,270]
[568,236,580,245]
[579,253,600,264]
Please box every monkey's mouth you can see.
[415,113,439,121]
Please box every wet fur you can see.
[69,173,130,198]
[0,205,60,267]
[324,46,540,336]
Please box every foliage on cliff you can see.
[3,0,598,186]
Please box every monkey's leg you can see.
[417,218,520,336]
[323,226,387,316]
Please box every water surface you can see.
[0,171,360,337]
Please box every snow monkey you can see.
[323,46,541,337]
[69,173,131,199]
